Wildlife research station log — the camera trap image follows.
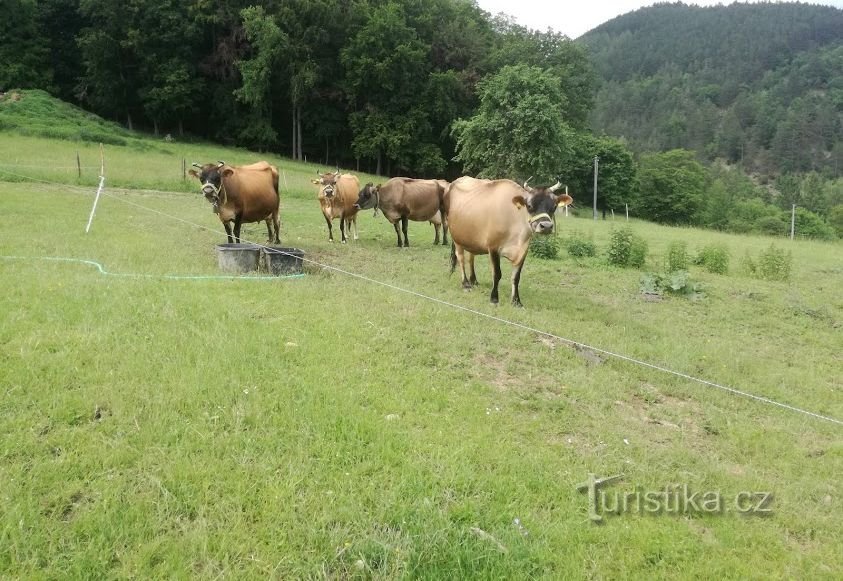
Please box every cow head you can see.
[354,183,380,210]
[189,161,232,208]
[512,179,573,234]
[312,171,341,198]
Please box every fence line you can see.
[2,167,841,427]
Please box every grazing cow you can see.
[445,176,573,307]
[311,171,360,243]
[189,160,280,244]
[354,177,447,247]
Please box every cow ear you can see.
[221,168,235,178]
[310,179,321,185]
[188,169,199,179]
[556,193,573,207]
[512,195,527,209]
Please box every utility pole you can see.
[592,156,599,221]
[790,204,796,240]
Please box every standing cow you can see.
[445,176,572,307]
[354,177,447,247]
[312,171,360,243]
[189,161,280,244]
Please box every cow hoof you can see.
[512,301,524,308]
[490,298,499,305]
[342,240,347,244]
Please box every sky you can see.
[474,0,843,40]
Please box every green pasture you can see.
[1,133,842,578]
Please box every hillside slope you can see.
[581,2,843,178]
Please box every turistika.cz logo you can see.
[577,474,773,523]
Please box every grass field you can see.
[1,129,842,578]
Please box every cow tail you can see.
[449,241,456,275]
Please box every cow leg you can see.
[510,249,529,308]
[467,253,478,286]
[442,215,449,245]
[324,214,334,242]
[489,251,502,304]
[339,213,347,244]
[272,210,281,244]
[351,216,359,241]
[433,223,440,245]
[264,218,273,243]
[233,216,243,244]
[401,216,409,247]
[223,221,234,244]
[455,244,471,290]
[393,222,402,247]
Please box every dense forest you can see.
[2,0,842,239]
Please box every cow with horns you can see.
[311,170,360,243]
[445,176,573,307]
[188,160,281,244]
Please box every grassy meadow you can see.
[1,124,842,577]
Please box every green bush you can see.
[565,232,597,257]
[755,215,788,236]
[608,227,648,268]
[694,244,730,274]
[757,244,792,281]
[665,241,689,272]
[794,208,836,241]
[529,234,560,259]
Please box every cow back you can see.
[379,177,442,222]
[222,162,280,221]
[446,177,531,256]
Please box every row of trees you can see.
[2,0,596,178]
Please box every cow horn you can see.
[549,180,562,192]
[191,163,201,168]
[217,161,225,168]
[523,176,533,189]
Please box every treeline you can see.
[583,2,843,179]
[1,0,594,178]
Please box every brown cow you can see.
[311,171,360,243]
[445,176,572,307]
[353,177,447,247]
[189,160,280,244]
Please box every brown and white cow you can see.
[354,177,447,247]
[189,160,280,244]
[311,171,360,243]
[445,176,572,307]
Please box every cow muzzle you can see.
[528,213,554,234]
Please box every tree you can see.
[637,149,707,224]
[342,3,443,175]
[0,0,51,91]
[561,134,637,218]
[234,6,286,149]
[452,64,574,181]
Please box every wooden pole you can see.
[182,158,186,181]
[592,156,599,220]
[76,151,81,178]
[790,204,796,240]
[625,203,629,221]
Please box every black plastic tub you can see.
[263,247,304,276]
[215,243,261,274]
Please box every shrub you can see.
[694,244,730,274]
[665,241,688,272]
[640,270,703,298]
[565,231,597,257]
[529,234,560,259]
[755,215,788,236]
[793,208,836,241]
[608,227,648,268]
[757,244,792,281]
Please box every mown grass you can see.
[1,126,842,578]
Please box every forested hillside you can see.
[582,2,843,178]
[0,0,592,178]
